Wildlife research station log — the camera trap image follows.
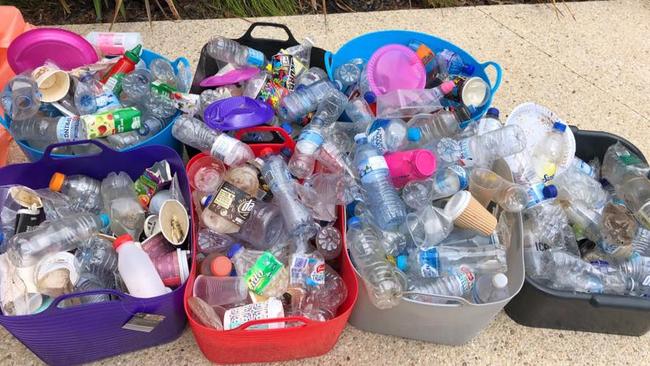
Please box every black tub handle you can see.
[239,22,297,44]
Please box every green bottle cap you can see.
[124,44,142,63]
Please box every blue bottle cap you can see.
[346,200,360,217]
[200,195,212,208]
[354,133,368,144]
[99,214,110,228]
[226,243,243,259]
[407,127,421,142]
[542,184,558,199]
[363,91,376,104]
[281,122,293,134]
[486,107,499,118]
[396,254,408,272]
[552,121,567,133]
[347,216,362,228]
[462,64,475,75]
[0,231,4,243]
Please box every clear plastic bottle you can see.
[142,91,177,119]
[471,273,509,303]
[601,142,650,187]
[461,107,502,137]
[632,227,650,256]
[6,213,109,267]
[552,162,608,209]
[620,255,650,296]
[527,122,567,183]
[227,244,288,297]
[233,200,286,251]
[561,200,603,243]
[366,118,422,154]
[1,75,42,121]
[172,115,254,167]
[149,58,177,87]
[347,217,402,309]
[193,275,249,306]
[469,168,529,213]
[406,267,475,303]
[376,81,455,119]
[397,245,508,278]
[288,123,324,179]
[113,234,169,298]
[74,271,112,304]
[344,97,374,132]
[295,67,328,90]
[197,227,237,254]
[401,165,468,210]
[278,80,343,121]
[260,151,318,239]
[354,134,406,230]
[309,264,347,319]
[436,124,526,168]
[10,115,84,144]
[435,49,475,79]
[106,114,163,150]
[314,226,343,261]
[74,73,120,115]
[407,107,472,144]
[619,176,650,229]
[49,172,102,214]
[121,68,153,104]
[404,204,454,250]
[101,171,145,238]
[334,62,361,89]
[75,236,118,275]
[206,37,267,68]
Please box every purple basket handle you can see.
[44,289,133,313]
[41,139,117,161]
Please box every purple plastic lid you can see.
[8,28,99,73]
[199,67,259,88]
[203,96,274,131]
[366,44,426,96]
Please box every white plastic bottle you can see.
[113,234,169,298]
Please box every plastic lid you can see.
[413,150,437,178]
[366,44,426,96]
[347,216,362,228]
[492,273,508,289]
[200,67,259,88]
[99,213,110,228]
[281,122,293,134]
[203,96,275,131]
[407,127,421,142]
[226,243,243,259]
[443,190,472,220]
[49,172,65,192]
[542,184,558,199]
[439,80,456,95]
[486,107,500,118]
[354,133,367,144]
[200,195,212,208]
[210,256,233,277]
[363,91,376,104]
[124,44,142,63]
[552,121,567,133]
[396,254,408,272]
[113,234,133,250]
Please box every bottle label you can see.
[95,90,121,113]
[211,134,240,159]
[417,248,440,278]
[357,155,389,183]
[206,181,256,228]
[81,108,141,138]
[224,298,284,330]
[525,183,547,208]
[246,48,266,68]
[448,165,468,189]
[289,254,325,287]
[367,119,391,154]
[296,130,324,154]
[619,153,643,166]
[56,116,82,142]
[572,157,595,178]
[245,252,284,295]
[457,138,475,166]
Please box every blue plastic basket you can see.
[325,30,503,123]
[0,49,190,161]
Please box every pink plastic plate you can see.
[200,67,259,88]
[366,44,426,96]
[8,28,99,73]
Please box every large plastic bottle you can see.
[471,273,509,303]
[260,151,318,239]
[601,142,650,187]
[435,49,475,79]
[366,118,422,154]
[233,200,286,251]
[227,243,289,297]
[49,172,102,214]
[406,267,475,303]
[206,37,267,68]
[106,114,164,150]
[401,165,468,210]
[278,80,345,121]
[101,172,145,238]
[347,217,402,309]
[552,161,608,209]
[113,234,169,298]
[74,73,120,115]
[288,122,325,179]
[6,213,109,267]
[527,122,567,183]
[397,245,508,278]
[436,124,526,168]
[353,134,407,230]
[469,168,529,213]
[172,115,254,167]
[10,115,83,144]
[407,107,473,144]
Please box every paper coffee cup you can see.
[444,190,497,236]
[159,199,189,246]
[32,65,71,102]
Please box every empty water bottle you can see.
[344,97,374,132]
[149,58,177,87]
[471,273,509,303]
[461,107,502,137]
[366,118,422,154]
[309,264,347,319]
[354,134,406,230]
[10,115,83,144]
[376,82,455,119]
[197,227,237,254]
[279,80,344,121]
[288,123,325,179]
[552,161,608,209]
[526,122,567,184]
[601,142,649,187]
[620,255,650,295]
[295,67,328,90]
[74,73,120,115]
[632,227,650,256]
[74,271,112,304]
[6,213,109,267]
[1,75,41,121]
[121,68,153,104]
[347,217,402,309]
[406,267,475,303]
[206,37,267,68]
[436,125,526,168]
[435,49,475,79]
[101,172,145,238]
[233,200,286,251]
[75,236,118,275]
[314,226,343,261]
[406,107,472,145]
[49,172,102,214]
[334,62,361,89]
[172,115,254,166]
[106,114,164,150]
[397,245,507,278]
[404,205,454,249]
[402,165,468,210]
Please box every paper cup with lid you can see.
[444,190,498,236]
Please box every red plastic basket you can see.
[183,126,358,364]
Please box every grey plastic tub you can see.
[348,159,525,345]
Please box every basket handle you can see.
[233,125,296,154]
[0,113,8,130]
[44,289,132,313]
[480,61,503,96]
[402,291,468,307]
[590,294,650,310]
[238,22,298,45]
[41,139,116,161]
[324,50,335,80]
[231,315,315,331]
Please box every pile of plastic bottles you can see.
[1,33,193,154]
[524,141,650,296]
[0,161,190,316]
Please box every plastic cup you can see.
[141,232,174,259]
[186,155,226,193]
[193,275,249,307]
[469,168,504,207]
[405,205,454,249]
[153,248,189,287]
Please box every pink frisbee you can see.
[366,44,426,96]
[200,67,259,88]
[8,28,99,73]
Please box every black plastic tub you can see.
[505,126,650,336]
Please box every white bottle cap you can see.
[492,273,508,289]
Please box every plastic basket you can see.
[0,140,192,365]
[505,126,650,336]
[183,125,358,364]
[324,30,503,124]
[348,159,524,345]
[0,49,190,161]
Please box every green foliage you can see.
[218,0,297,17]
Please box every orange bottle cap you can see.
[210,256,232,277]
[49,172,65,192]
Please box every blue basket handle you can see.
[480,61,503,95]
[0,113,9,130]
[324,50,335,80]
[44,289,134,313]
[41,139,116,161]
[171,56,191,72]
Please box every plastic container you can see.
[183,126,358,364]
[0,140,192,365]
[348,158,524,345]
[505,126,650,336]
[0,49,190,161]
[324,30,503,124]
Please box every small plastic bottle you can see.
[406,267,475,303]
[206,37,267,68]
[114,234,169,298]
[471,273,509,303]
[101,171,145,238]
[436,125,526,168]
[366,118,422,154]
[407,106,473,144]
[401,165,468,210]
[49,172,102,214]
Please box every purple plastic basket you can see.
[0,140,191,366]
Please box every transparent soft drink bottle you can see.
[279,80,344,121]
[406,267,475,303]
[471,273,509,303]
[436,125,526,167]
[193,275,249,306]
[435,49,475,79]
[469,168,529,213]
[172,115,254,167]
[233,200,286,251]
[206,37,267,68]
[397,245,508,278]
[113,234,169,298]
[288,122,325,179]
[106,115,163,150]
[101,171,145,238]
[401,165,468,210]
[366,118,422,154]
[527,122,567,183]
[260,152,318,238]
[10,115,84,144]
[347,217,402,309]
[49,172,102,214]
[407,107,473,144]
[6,213,109,267]
[353,134,407,230]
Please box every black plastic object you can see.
[505,126,650,336]
[187,22,327,157]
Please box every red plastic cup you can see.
[153,248,189,287]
